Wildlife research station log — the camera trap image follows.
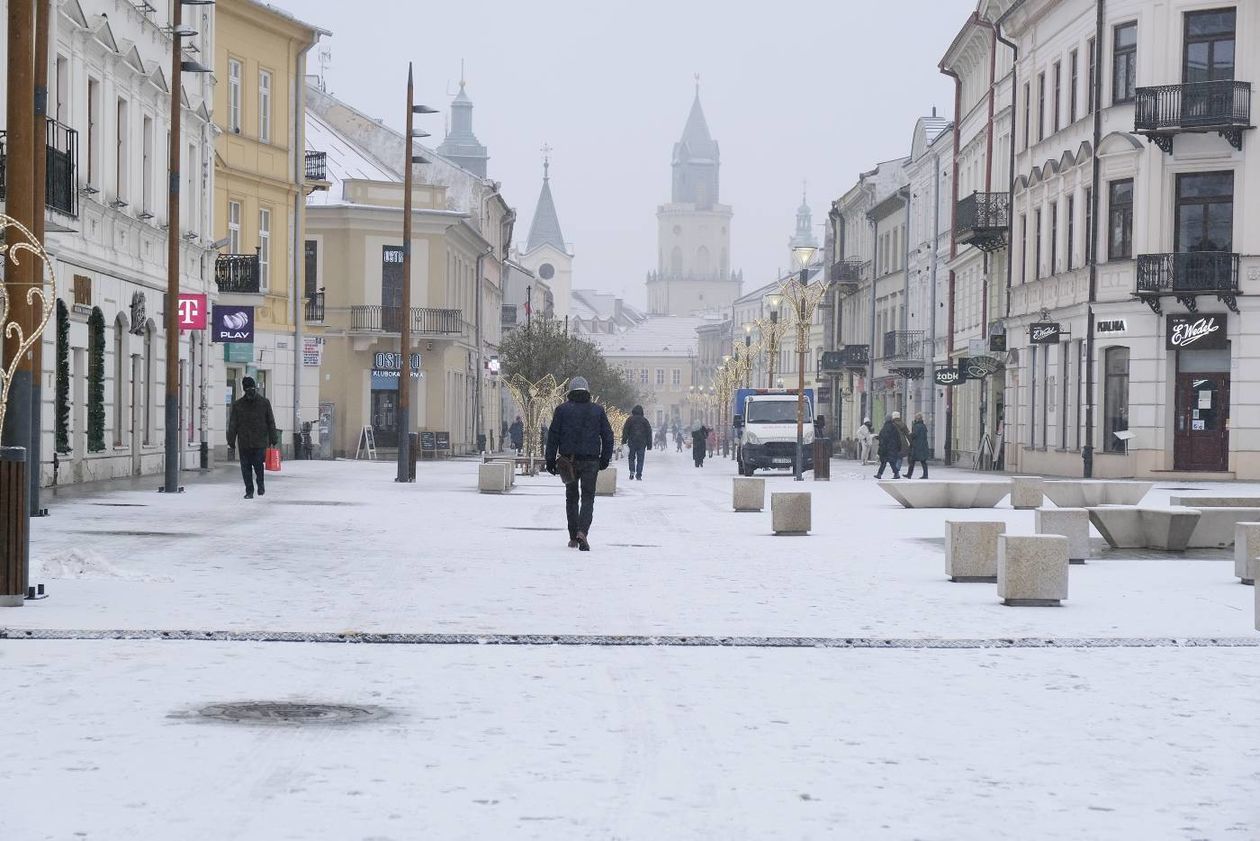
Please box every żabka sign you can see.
[212,305,255,343]
[934,366,961,386]
[1166,313,1226,350]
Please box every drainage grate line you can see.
[2,628,1258,650]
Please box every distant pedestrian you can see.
[691,422,710,467]
[857,417,874,464]
[621,404,653,480]
[226,376,277,499]
[654,427,667,451]
[509,415,524,454]
[545,376,613,551]
[905,412,931,478]
[875,412,905,479]
[674,424,684,452]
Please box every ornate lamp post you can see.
[781,244,829,480]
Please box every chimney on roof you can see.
[932,106,937,117]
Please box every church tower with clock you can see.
[646,84,741,316]
[518,151,573,320]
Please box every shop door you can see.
[371,390,399,448]
[1174,373,1229,471]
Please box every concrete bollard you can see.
[1035,507,1091,564]
[998,535,1069,606]
[944,521,1006,582]
[596,467,617,496]
[1234,523,1260,585]
[771,493,811,535]
[1011,476,1045,510]
[477,462,510,493]
[733,477,766,512]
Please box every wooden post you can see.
[28,0,51,516]
[1,448,28,605]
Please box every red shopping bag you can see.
[264,446,282,472]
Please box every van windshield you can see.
[746,400,807,424]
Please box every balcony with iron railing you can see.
[0,118,80,217]
[881,330,927,362]
[304,150,328,183]
[1135,80,1252,153]
[1135,251,1241,314]
[349,305,464,336]
[829,259,863,293]
[955,191,1009,253]
[215,253,262,294]
[304,291,325,323]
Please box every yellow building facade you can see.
[212,0,325,454]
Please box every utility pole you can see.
[3,0,37,605]
[397,65,416,483]
[28,0,50,517]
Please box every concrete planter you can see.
[1011,476,1044,510]
[1035,507,1091,563]
[771,493,811,535]
[595,467,617,496]
[998,535,1069,606]
[733,477,765,512]
[944,521,1005,582]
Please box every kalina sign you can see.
[1029,322,1062,344]
[1166,313,1227,351]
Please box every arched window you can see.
[696,246,711,274]
[87,307,106,452]
[670,246,683,275]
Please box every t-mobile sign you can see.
[177,294,207,331]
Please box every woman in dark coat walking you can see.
[691,423,710,467]
[875,413,905,479]
[905,412,930,478]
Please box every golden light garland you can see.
[0,213,56,437]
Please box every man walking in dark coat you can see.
[691,423,710,467]
[546,377,614,551]
[227,376,277,499]
[905,412,931,478]
[621,405,653,480]
[874,412,906,479]
[509,415,524,454]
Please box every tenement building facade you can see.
[1001,0,1259,478]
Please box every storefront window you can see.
[1104,347,1129,453]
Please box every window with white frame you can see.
[228,200,241,253]
[639,369,648,385]
[656,369,665,386]
[228,58,242,132]
[258,69,272,142]
[258,208,271,291]
[672,369,681,386]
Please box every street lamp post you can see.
[782,244,828,481]
[162,0,214,495]
[396,64,437,483]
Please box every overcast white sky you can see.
[292,0,977,308]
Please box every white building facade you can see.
[1001,0,1260,479]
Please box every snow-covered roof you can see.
[586,316,707,358]
[305,110,396,208]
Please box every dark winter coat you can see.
[691,426,709,457]
[509,420,524,448]
[621,406,653,449]
[546,391,614,468]
[892,418,912,453]
[227,388,277,449]
[877,418,903,460]
[909,418,930,460]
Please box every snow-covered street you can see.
[4,451,1260,839]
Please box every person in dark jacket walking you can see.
[874,413,905,479]
[905,412,931,478]
[546,377,614,551]
[691,422,710,467]
[227,376,277,499]
[621,405,652,480]
[509,416,524,454]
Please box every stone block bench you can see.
[1184,507,1260,549]
[1011,476,1045,510]
[998,535,1069,606]
[1233,522,1260,585]
[595,467,617,496]
[477,461,512,494]
[733,477,765,512]
[482,457,517,487]
[1043,480,1153,508]
[1036,507,1091,563]
[945,521,1005,582]
[1086,506,1200,551]
[1170,495,1260,508]
[878,480,1011,509]
[772,493,811,535]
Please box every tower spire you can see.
[436,63,488,177]
[527,147,565,253]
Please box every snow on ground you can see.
[3,450,1260,839]
[6,452,1258,639]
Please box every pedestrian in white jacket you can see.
[857,418,874,465]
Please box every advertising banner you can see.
[212,305,255,343]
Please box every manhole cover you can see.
[198,702,389,725]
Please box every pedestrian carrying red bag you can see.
[264,446,281,472]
